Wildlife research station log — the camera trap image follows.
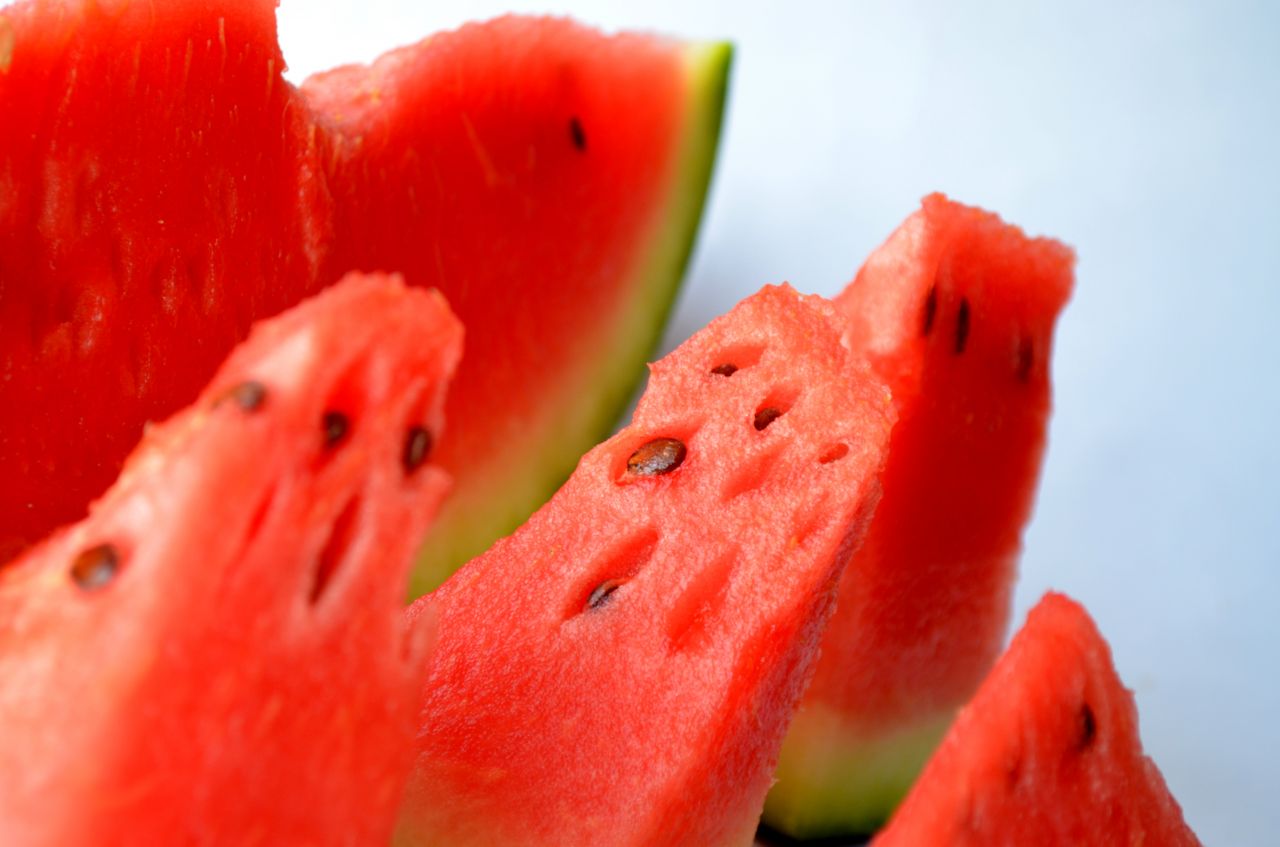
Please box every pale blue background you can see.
[282,2,1279,842]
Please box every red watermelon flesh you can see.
[873,593,1201,846]
[397,285,895,847]
[767,194,1075,836]
[0,273,461,845]
[0,1,730,591]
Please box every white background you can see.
[280,2,1279,842]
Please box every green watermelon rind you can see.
[763,705,955,838]
[410,41,733,596]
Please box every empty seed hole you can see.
[310,495,362,605]
[819,443,849,464]
[665,549,736,653]
[721,445,785,502]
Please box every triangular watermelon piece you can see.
[872,593,1201,846]
[396,285,895,847]
[767,195,1075,836]
[0,274,460,845]
[0,1,730,594]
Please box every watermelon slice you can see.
[0,0,730,594]
[0,273,461,845]
[396,285,895,847]
[873,593,1201,846]
[765,195,1075,837]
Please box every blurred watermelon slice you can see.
[0,1,730,594]
[873,593,1201,846]
[0,273,460,845]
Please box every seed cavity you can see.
[403,426,433,474]
[566,529,658,620]
[1078,702,1097,750]
[922,284,939,337]
[216,380,266,412]
[625,437,686,477]
[753,406,783,431]
[711,363,738,377]
[955,297,971,354]
[819,443,849,464]
[322,411,349,448]
[310,495,361,605]
[569,116,587,152]
[585,578,624,611]
[1015,337,1035,382]
[70,543,120,592]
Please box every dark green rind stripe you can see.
[409,42,733,597]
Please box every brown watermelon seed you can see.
[819,443,849,464]
[585,579,624,611]
[955,297,971,354]
[215,380,266,412]
[569,116,587,152]
[711,363,738,377]
[1016,337,1035,382]
[921,284,939,337]
[403,426,433,474]
[626,438,686,477]
[753,406,783,431]
[322,411,349,448]
[70,543,120,592]
[1078,702,1097,750]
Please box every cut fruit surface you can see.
[0,1,730,593]
[766,194,1075,837]
[872,593,1201,846]
[397,285,895,847]
[0,273,461,846]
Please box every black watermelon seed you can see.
[753,407,783,431]
[955,297,971,354]
[585,579,623,611]
[1016,337,1035,382]
[216,380,266,412]
[711,363,738,377]
[322,411,349,448]
[1078,702,1097,750]
[625,438,686,477]
[922,284,939,337]
[70,543,120,592]
[569,116,587,152]
[403,426,433,474]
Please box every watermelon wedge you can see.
[0,273,460,845]
[765,195,1075,836]
[873,593,1201,846]
[0,0,730,594]
[396,285,895,847]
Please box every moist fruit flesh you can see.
[396,285,895,847]
[766,194,1075,837]
[0,273,460,845]
[872,593,1201,846]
